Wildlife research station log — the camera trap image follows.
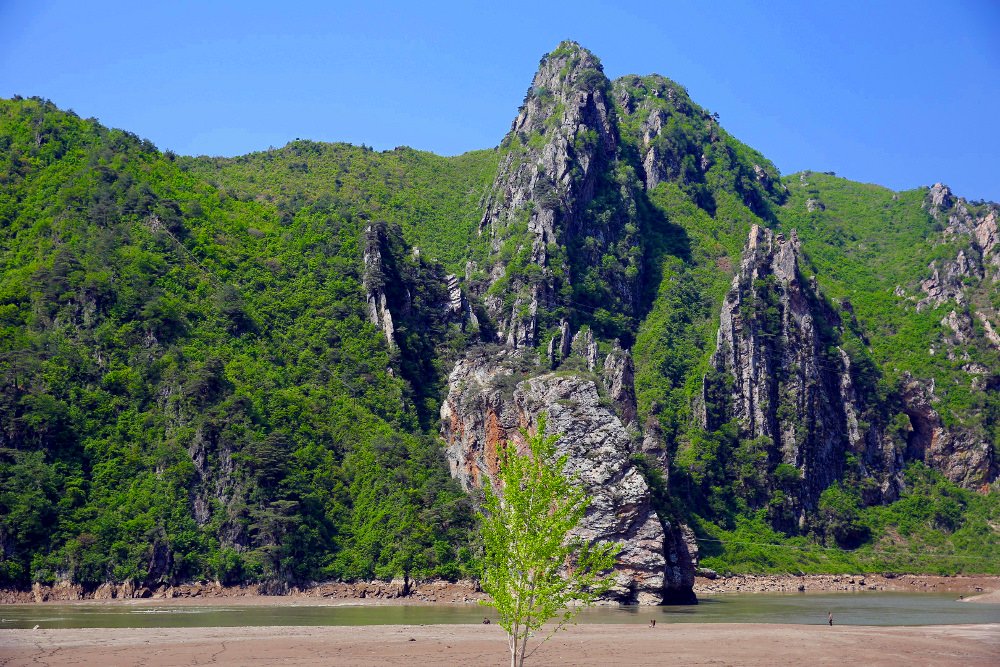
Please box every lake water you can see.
[1,593,997,630]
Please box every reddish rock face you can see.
[440,348,696,605]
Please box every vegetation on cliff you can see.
[0,41,996,591]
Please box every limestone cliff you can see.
[705,223,996,514]
[705,224,873,508]
[477,41,641,347]
[440,345,695,604]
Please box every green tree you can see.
[479,414,620,667]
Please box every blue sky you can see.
[2,1,998,200]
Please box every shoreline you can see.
[3,573,998,606]
[693,573,1000,596]
[1,623,998,666]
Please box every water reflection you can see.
[0,593,996,630]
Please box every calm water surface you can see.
[1,593,996,630]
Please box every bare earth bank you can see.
[2,623,998,666]
[3,574,997,605]
[963,589,1000,604]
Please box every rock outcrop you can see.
[707,223,997,508]
[612,74,785,218]
[440,346,695,604]
[898,373,996,488]
[706,224,864,506]
[362,223,397,349]
[476,41,640,347]
[919,183,1000,310]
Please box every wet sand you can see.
[2,622,998,666]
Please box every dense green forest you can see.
[1,44,997,592]
[0,97,487,587]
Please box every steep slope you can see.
[0,98,479,589]
[444,42,997,592]
[777,174,998,489]
[440,43,796,603]
[475,43,643,347]
[442,43,700,603]
[1,41,997,599]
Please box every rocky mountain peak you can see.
[476,42,639,349]
[510,42,615,153]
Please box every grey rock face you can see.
[707,224,859,506]
[603,342,637,426]
[708,224,997,505]
[898,373,996,488]
[445,274,478,331]
[918,250,979,311]
[920,184,1000,310]
[440,350,695,604]
[976,312,1000,348]
[476,42,639,347]
[941,309,973,344]
[362,223,397,349]
[917,188,999,481]
[974,210,998,262]
[928,183,954,211]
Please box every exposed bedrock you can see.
[706,224,996,511]
[440,348,696,604]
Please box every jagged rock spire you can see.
[477,41,641,348]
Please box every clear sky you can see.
[2,1,998,200]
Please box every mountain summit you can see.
[0,43,997,601]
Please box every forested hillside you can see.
[1,42,997,596]
[0,97,490,588]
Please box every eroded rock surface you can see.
[707,224,996,506]
[441,347,695,604]
[707,225,865,506]
[898,373,996,488]
[476,42,640,347]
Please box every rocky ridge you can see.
[706,222,996,514]
[440,42,701,604]
[476,42,641,347]
[706,224,884,508]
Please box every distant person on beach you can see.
[828,612,833,626]
[649,619,656,628]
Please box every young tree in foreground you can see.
[479,415,620,667]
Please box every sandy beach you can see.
[3,577,996,664]
[2,622,998,666]
[964,589,1000,604]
